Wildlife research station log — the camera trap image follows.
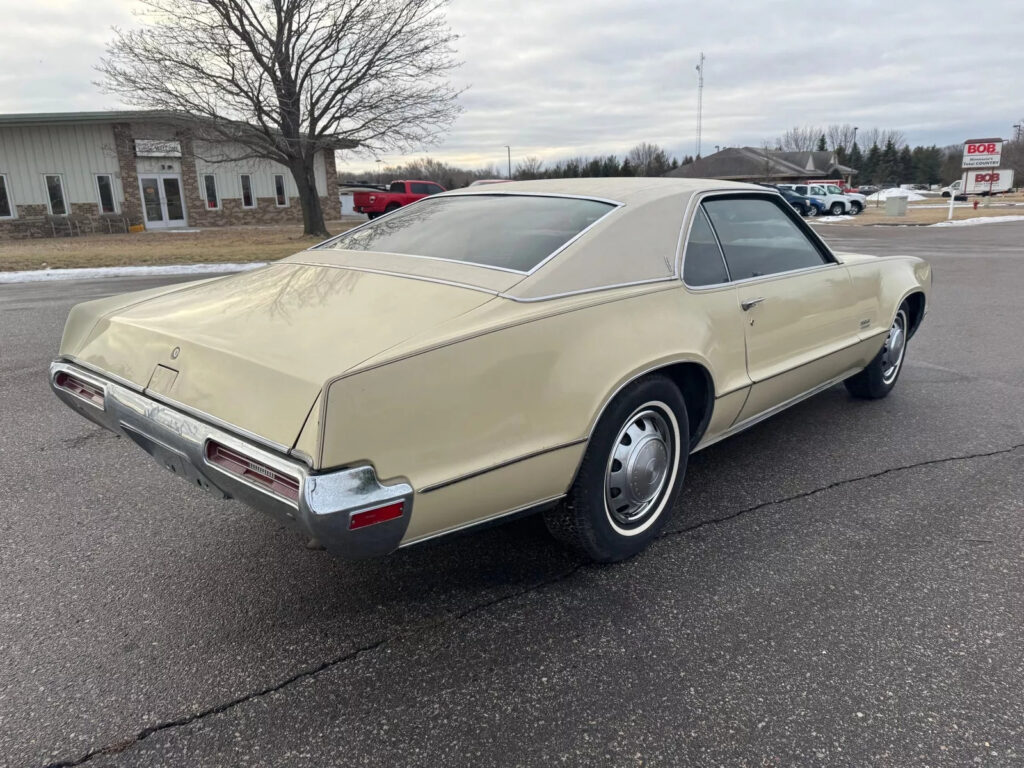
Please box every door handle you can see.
[741,297,766,311]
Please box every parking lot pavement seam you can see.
[664,442,1024,540]
[33,444,1024,768]
[40,639,387,768]
[38,565,586,768]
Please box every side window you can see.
[793,185,808,195]
[702,197,828,280]
[683,208,729,287]
[410,182,431,194]
[809,185,826,196]
[425,183,444,195]
[389,182,406,192]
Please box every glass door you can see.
[139,175,187,229]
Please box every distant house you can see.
[0,110,345,238]
[665,147,857,184]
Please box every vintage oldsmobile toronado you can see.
[51,179,930,562]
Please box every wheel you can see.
[830,202,845,216]
[805,204,818,217]
[799,204,811,217]
[367,212,378,220]
[544,375,688,562]
[941,191,950,198]
[844,304,910,399]
[384,203,401,214]
[849,201,863,215]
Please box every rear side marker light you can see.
[54,371,105,409]
[349,501,405,530]
[205,440,300,501]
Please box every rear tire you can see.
[845,304,910,399]
[544,375,689,563]
[830,202,845,216]
[805,205,818,217]
[384,203,401,214]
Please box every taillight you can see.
[205,440,300,501]
[349,501,405,530]
[54,371,105,409]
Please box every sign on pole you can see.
[962,139,1002,168]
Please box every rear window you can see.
[329,194,616,272]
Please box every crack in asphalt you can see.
[40,442,1024,767]
[664,443,1024,539]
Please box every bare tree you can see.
[627,142,671,176]
[859,127,906,150]
[514,156,544,180]
[776,126,822,152]
[99,0,461,236]
[825,123,858,152]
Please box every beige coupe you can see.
[51,179,931,562]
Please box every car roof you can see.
[442,176,757,205]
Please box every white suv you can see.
[778,184,857,216]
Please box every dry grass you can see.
[821,192,1024,227]
[0,220,361,272]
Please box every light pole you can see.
[852,126,858,150]
[504,146,512,179]
[375,158,383,184]
[1015,124,1022,142]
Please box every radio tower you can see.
[695,52,705,158]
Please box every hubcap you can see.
[881,310,908,384]
[605,407,673,527]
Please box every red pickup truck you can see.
[353,180,446,218]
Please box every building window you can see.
[0,175,12,219]
[240,174,255,208]
[202,174,219,209]
[274,174,288,206]
[44,174,68,215]
[96,174,117,214]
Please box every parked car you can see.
[50,179,930,564]
[807,179,860,194]
[857,185,881,197]
[768,185,826,217]
[778,183,853,216]
[353,179,445,218]
[818,183,867,214]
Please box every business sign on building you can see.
[961,139,1002,168]
[134,139,182,158]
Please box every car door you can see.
[701,194,861,424]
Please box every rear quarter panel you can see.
[315,284,750,542]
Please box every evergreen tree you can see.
[816,134,827,151]
[898,145,914,184]
[863,143,880,184]
[620,158,634,176]
[847,142,863,181]
[877,139,899,185]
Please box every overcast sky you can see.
[1,0,1021,173]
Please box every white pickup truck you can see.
[777,183,861,215]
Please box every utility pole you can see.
[505,146,512,178]
[1014,123,1022,142]
[695,52,705,158]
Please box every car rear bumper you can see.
[49,360,413,559]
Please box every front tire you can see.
[850,201,863,215]
[544,375,689,562]
[845,305,910,399]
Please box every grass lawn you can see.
[818,192,1024,227]
[0,219,361,272]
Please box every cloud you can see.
[0,0,1019,172]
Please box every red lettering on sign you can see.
[975,173,1000,183]
[967,143,997,154]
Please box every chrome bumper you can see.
[49,361,413,559]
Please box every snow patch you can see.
[0,262,266,284]
[931,215,1024,228]
[866,187,927,202]
[811,215,857,223]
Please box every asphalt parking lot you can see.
[2,223,1022,767]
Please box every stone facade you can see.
[111,123,143,227]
